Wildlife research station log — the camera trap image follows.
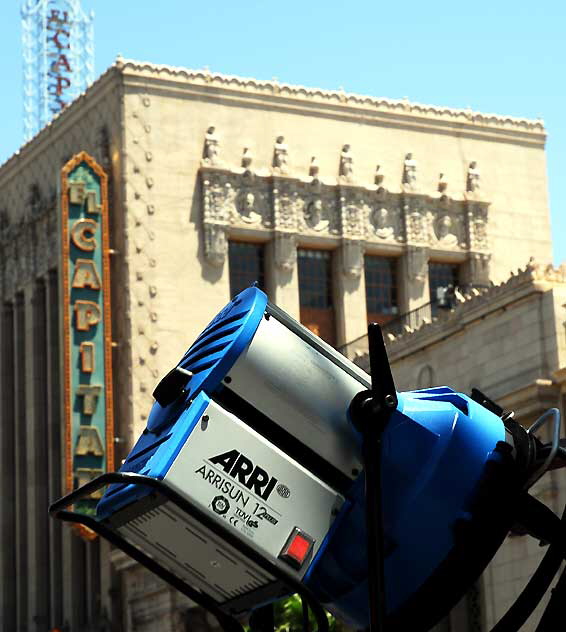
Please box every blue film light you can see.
[68,287,559,632]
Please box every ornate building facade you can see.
[0,57,557,631]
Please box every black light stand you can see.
[349,323,398,632]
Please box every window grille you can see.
[364,255,399,325]
[228,242,265,298]
[298,249,336,346]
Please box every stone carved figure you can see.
[339,144,354,181]
[309,156,320,179]
[374,165,384,186]
[203,126,220,165]
[438,173,448,194]
[402,153,417,189]
[204,224,227,267]
[275,232,297,272]
[435,215,458,247]
[237,191,262,224]
[273,136,288,173]
[466,161,480,193]
[304,198,329,232]
[241,147,253,171]
[371,207,394,240]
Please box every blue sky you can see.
[2,1,564,263]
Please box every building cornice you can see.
[117,58,546,142]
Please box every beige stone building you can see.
[0,57,560,631]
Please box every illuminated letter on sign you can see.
[72,258,102,289]
[71,219,98,251]
[76,384,102,415]
[74,300,101,331]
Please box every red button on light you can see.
[287,533,311,563]
[279,528,314,570]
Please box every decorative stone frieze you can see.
[428,203,466,250]
[339,189,367,241]
[467,201,489,251]
[367,192,404,244]
[200,162,491,277]
[273,178,301,233]
[296,181,340,236]
[403,197,428,244]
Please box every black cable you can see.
[535,559,566,630]
[490,502,566,632]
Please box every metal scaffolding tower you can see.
[21,0,94,141]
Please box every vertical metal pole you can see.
[362,422,387,632]
[350,324,398,632]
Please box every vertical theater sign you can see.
[60,152,114,520]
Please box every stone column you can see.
[398,246,431,324]
[266,233,300,319]
[401,195,432,323]
[334,240,368,350]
